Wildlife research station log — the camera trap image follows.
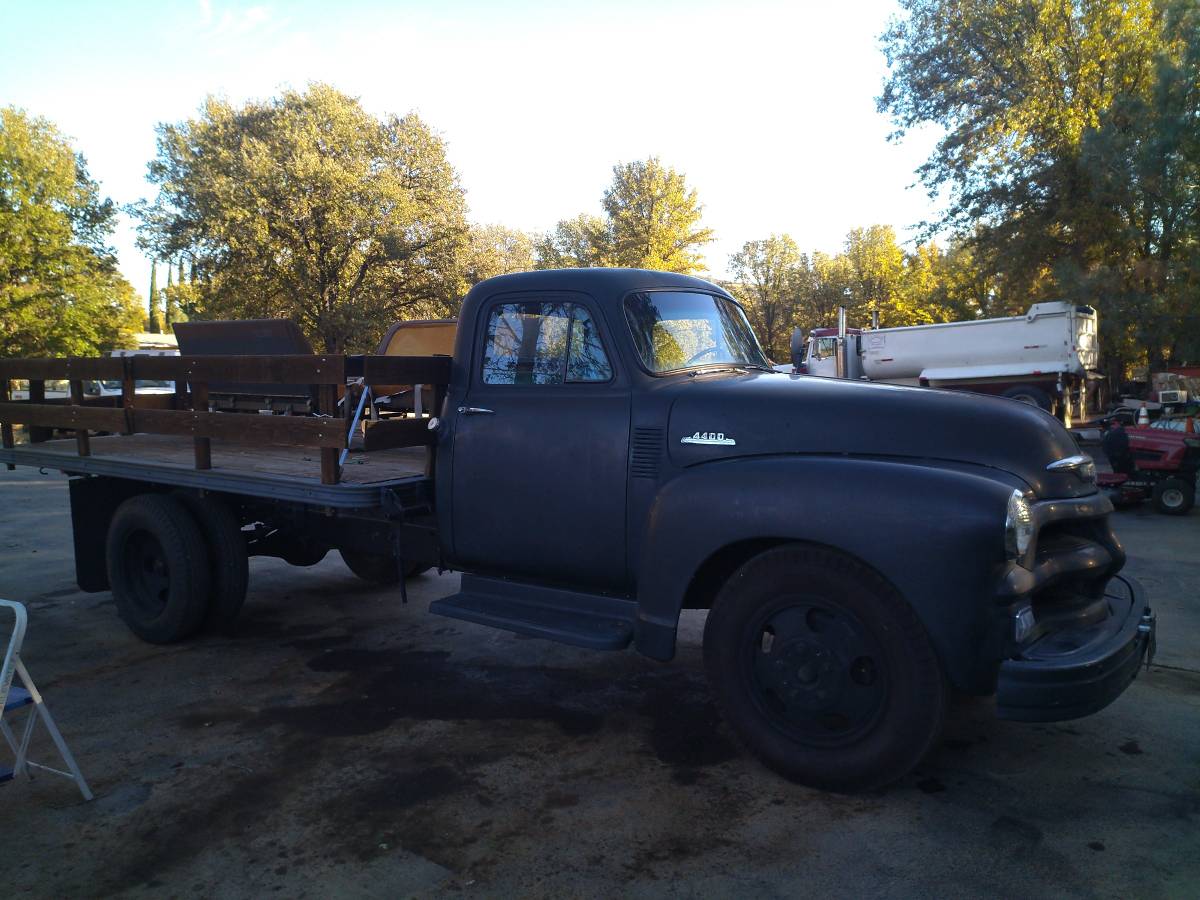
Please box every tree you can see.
[164,262,177,326]
[146,263,162,333]
[801,251,854,334]
[843,226,908,326]
[0,107,142,357]
[535,214,609,269]
[136,84,468,353]
[459,224,534,289]
[601,158,713,272]
[879,0,1200,375]
[1074,0,1200,373]
[728,235,807,360]
[536,157,714,274]
[163,257,193,324]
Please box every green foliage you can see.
[146,263,162,333]
[727,226,1011,361]
[844,226,907,326]
[601,158,714,271]
[880,0,1200,376]
[535,214,609,269]
[0,107,141,357]
[728,235,807,360]
[458,224,535,289]
[136,84,468,352]
[162,258,194,325]
[536,158,713,273]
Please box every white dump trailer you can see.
[792,301,1100,422]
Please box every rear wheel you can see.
[173,492,249,633]
[105,494,211,643]
[703,545,945,792]
[1152,477,1195,516]
[1002,384,1052,412]
[339,549,428,585]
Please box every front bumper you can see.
[996,575,1154,722]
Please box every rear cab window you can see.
[481,301,612,385]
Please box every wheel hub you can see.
[771,640,842,710]
[749,601,889,746]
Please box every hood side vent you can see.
[631,427,663,479]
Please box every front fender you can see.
[634,456,1015,691]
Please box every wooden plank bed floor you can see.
[2,434,428,486]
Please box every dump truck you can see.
[0,269,1154,791]
[790,301,1100,422]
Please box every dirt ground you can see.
[0,466,1197,898]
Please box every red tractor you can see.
[1097,417,1200,515]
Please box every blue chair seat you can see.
[3,685,31,712]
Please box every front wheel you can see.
[703,545,945,792]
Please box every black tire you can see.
[703,545,946,792]
[1152,477,1195,516]
[173,492,249,633]
[105,494,212,643]
[339,549,428,585]
[1002,384,1052,412]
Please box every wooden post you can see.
[319,383,339,485]
[121,363,135,435]
[28,379,49,443]
[69,379,90,457]
[1,378,14,470]
[192,381,211,470]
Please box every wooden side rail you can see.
[0,358,126,380]
[0,352,447,486]
[132,355,347,482]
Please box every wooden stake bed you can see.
[0,352,448,505]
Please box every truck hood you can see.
[666,372,1093,499]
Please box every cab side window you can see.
[482,302,612,385]
[812,337,837,361]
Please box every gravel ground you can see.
[0,466,1197,898]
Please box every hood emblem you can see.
[681,431,736,446]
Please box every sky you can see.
[1,0,943,301]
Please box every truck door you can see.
[449,295,630,590]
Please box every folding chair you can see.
[1,599,93,801]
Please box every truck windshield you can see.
[623,291,769,374]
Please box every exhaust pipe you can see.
[836,306,848,379]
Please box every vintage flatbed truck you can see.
[0,269,1156,791]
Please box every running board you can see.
[430,575,635,651]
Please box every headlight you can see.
[1005,490,1035,560]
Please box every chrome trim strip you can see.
[1047,454,1093,471]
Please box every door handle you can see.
[458,406,495,415]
